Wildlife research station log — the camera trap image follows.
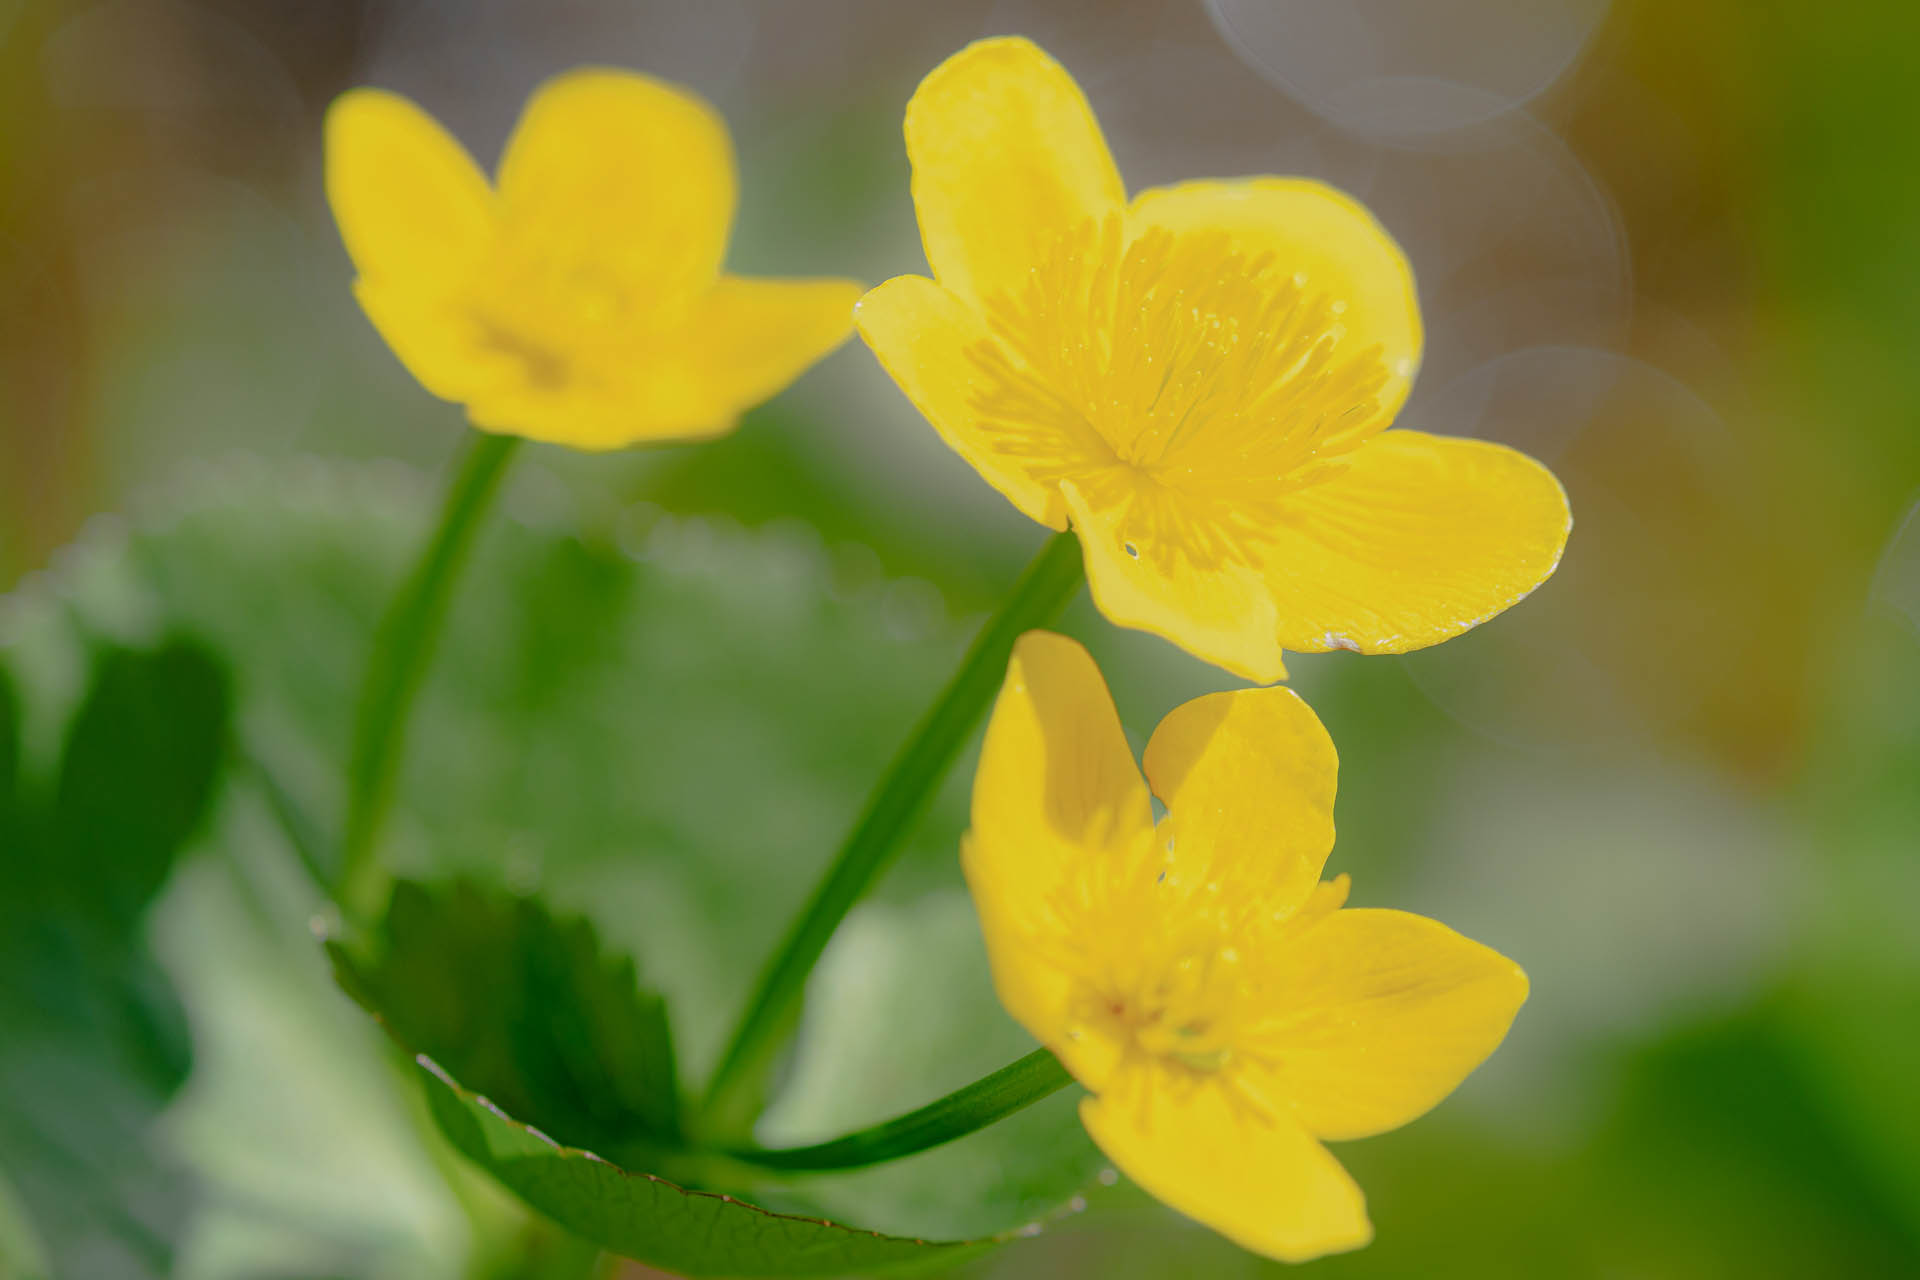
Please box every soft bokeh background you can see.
[4,0,1919,1277]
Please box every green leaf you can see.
[20,456,1097,1256]
[105,458,981,1077]
[330,877,993,1277]
[48,640,230,937]
[0,640,231,1280]
[333,878,682,1159]
[413,1057,993,1278]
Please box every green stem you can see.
[700,531,1085,1136]
[340,432,520,914]
[243,750,348,909]
[728,1048,1072,1172]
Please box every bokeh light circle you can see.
[1396,346,1741,750]
[1350,108,1630,400]
[1205,0,1611,142]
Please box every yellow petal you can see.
[1080,1066,1372,1263]
[858,274,1099,528]
[1129,177,1422,420]
[325,88,495,291]
[326,90,501,400]
[1262,430,1572,655]
[352,284,519,405]
[1250,908,1529,1142]
[497,67,735,304]
[455,275,860,450]
[463,370,721,452]
[1140,684,1337,916]
[669,274,863,423]
[1061,482,1287,684]
[965,631,1152,1056]
[905,36,1125,307]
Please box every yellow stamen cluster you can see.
[1028,812,1316,1092]
[967,215,1393,572]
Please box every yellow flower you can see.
[967,630,1528,1262]
[858,39,1571,682]
[325,70,862,450]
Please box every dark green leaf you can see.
[328,878,995,1276]
[0,660,18,816]
[414,1057,993,1279]
[0,639,231,1280]
[333,878,682,1158]
[49,639,230,936]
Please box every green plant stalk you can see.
[242,747,335,905]
[726,1047,1073,1173]
[340,432,520,914]
[701,531,1085,1136]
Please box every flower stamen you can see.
[962,215,1395,573]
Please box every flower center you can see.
[968,215,1396,569]
[1034,826,1259,1076]
[459,232,693,396]
[1089,945,1243,1073]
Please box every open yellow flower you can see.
[326,70,861,449]
[859,38,1571,682]
[967,631,1528,1262]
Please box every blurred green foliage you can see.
[0,640,230,1278]
[0,456,1103,1274]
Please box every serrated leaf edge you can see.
[414,1053,994,1249]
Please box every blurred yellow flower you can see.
[326,70,861,450]
[859,38,1571,682]
[967,631,1528,1262]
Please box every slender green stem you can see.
[340,432,519,913]
[700,531,1085,1136]
[728,1048,1072,1172]
[243,747,342,902]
